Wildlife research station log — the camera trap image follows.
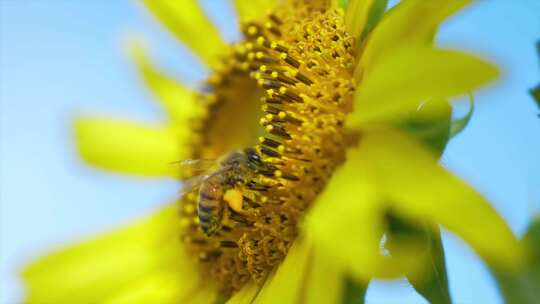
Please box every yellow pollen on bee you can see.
[278,111,286,119]
[274,170,282,178]
[224,189,244,213]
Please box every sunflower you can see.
[23,0,523,303]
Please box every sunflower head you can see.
[179,1,358,294]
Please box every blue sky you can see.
[1,1,539,303]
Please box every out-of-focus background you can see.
[1,1,539,303]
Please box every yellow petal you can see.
[141,0,227,67]
[189,290,221,304]
[357,0,472,74]
[253,238,343,303]
[348,47,498,128]
[306,128,521,279]
[305,154,426,279]
[103,270,204,304]
[254,240,311,303]
[74,117,187,177]
[233,0,277,23]
[23,205,200,303]
[303,244,344,304]
[345,0,374,39]
[227,283,261,304]
[128,42,205,124]
[359,129,523,270]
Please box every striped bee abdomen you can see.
[197,178,225,236]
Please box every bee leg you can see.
[223,188,244,213]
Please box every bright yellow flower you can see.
[23,0,522,303]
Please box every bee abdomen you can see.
[198,202,219,220]
[199,190,220,201]
[198,185,224,235]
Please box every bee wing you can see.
[170,158,217,178]
[179,174,207,197]
[178,167,229,198]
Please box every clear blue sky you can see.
[1,1,539,303]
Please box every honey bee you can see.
[178,148,264,236]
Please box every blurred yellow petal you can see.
[103,270,205,304]
[189,290,221,304]
[359,129,523,270]
[227,283,260,304]
[305,153,426,279]
[305,162,383,277]
[128,42,204,124]
[74,117,187,177]
[233,0,277,23]
[253,238,344,303]
[306,127,521,279]
[357,0,472,74]
[349,47,498,128]
[345,0,374,39]
[254,240,311,303]
[141,0,227,67]
[23,205,199,303]
[303,246,344,304]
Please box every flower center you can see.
[179,2,356,295]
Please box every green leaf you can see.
[449,95,474,138]
[531,85,540,110]
[390,102,452,302]
[493,218,540,304]
[360,0,389,40]
[386,214,452,304]
[532,40,539,110]
[396,100,452,157]
[342,276,368,304]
